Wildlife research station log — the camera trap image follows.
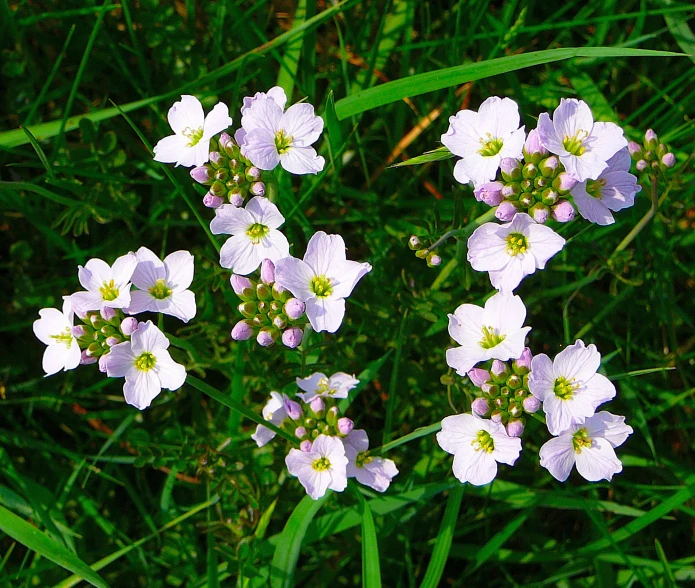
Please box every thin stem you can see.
[424,207,497,253]
[609,173,659,259]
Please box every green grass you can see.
[1,0,695,586]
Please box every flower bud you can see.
[408,235,422,250]
[282,327,303,348]
[280,299,305,324]
[190,165,214,185]
[89,314,105,329]
[523,128,548,163]
[214,168,229,182]
[481,382,499,397]
[100,306,117,322]
[490,410,504,424]
[300,440,313,452]
[540,187,560,207]
[256,283,272,301]
[415,248,428,259]
[644,128,658,150]
[86,341,103,357]
[656,143,668,158]
[230,275,254,299]
[295,426,308,439]
[237,301,256,319]
[506,419,525,437]
[245,166,262,182]
[529,202,549,224]
[661,153,675,168]
[119,317,138,336]
[310,397,326,418]
[105,335,122,347]
[471,397,490,416]
[534,176,548,190]
[500,158,522,182]
[508,401,523,418]
[231,320,253,341]
[551,200,575,223]
[260,259,275,285]
[523,396,541,413]
[495,200,520,222]
[98,354,109,373]
[513,347,532,374]
[552,172,577,194]
[468,368,491,387]
[229,190,245,207]
[250,181,266,197]
[210,180,226,197]
[426,252,442,267]
[80,349,97,365]
[490,360,510,384]
[337,417,354,436]
[325,406,339,426]
[518,192,534,208]
[636,159,648,172]
[539,156,559,178]
[209,151,228,169]
[522,162,538,180]
[304,418,317,429]
[203,193,224,208]
[272,283,289,302]
[628,141,642,158]
[284,398,303,421]
[72,325,89,338]
[506,373,522,390]
[474,181,504,206]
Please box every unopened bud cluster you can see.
[282,396,354,447]
[467,347,539,437]
[72,308,136,368]
[230,259,307,348]
[408,235,442,268]
[190,132,272,208]
[628,128,675,173]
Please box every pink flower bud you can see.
[645,128,658,148]
[661,153,675,168]
[506,419,525,437]
[513,347,532,372]
[490,410,504,424]
[203,193,224,208]
[105,336,121,347]
[256,328,277,347]
[283,298,305,320]
[551,200,575,223]
[80,350,97,365]
[246,167,262,181]
[231,320,253,341]
[282,327,303,349]
[337,417,354,435]
[209,151,225,167]
[231,275,254,297]
[284,398,303,421]
[250,181,266,197]
[427,253,442,267]
[100,306,117,321]
[72,325,88,337]
[491,360,509,379]
[529,202,549,224]
[500,157,521,181]
[628,141,642,157]
[260,259,275,285]
[474,181,504,206]
[295,426,308,439]
[98,354,109,373]
[523,396,541,413]
[495,200,519,222]
[524,128,548,158]
[190,165,214,184]
[120,317,139,336]
[310,397,325,416]
[467,368,491,387]
[554,172,578,193]
[300,440,313,452]
[636,159,648,172]
[471,397,490,416]
[219,132,233,149]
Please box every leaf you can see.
[418,486,463,588]
[0,504,108,588]
[391,147,455,167]
[356,490,382,588]
[270,493,329,588]
[334,47,682,120]
[276,0,307,98]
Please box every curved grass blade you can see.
[334,47,682,120]
[356,489,382,588]
[0,504,108,588]
[418,486,463,588]
[391,146,455,167]
[270,493,329,588]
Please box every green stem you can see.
[609,173,658,260]
[424,207,497,254]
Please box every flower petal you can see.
[209,204,255,236]
[167,95,205,135]
[245,196,285,230]
[123,369,162,410]
[131,320,169,355]
[153,349,186,390]
[132,247,165,290]
[539,435,576,481]
[280,103,324,146]
[303,231,346,276]
[280,146,325,175]
[575,437,622,482]
[203,102,232,139]
[241,128,281,170]
[274,257,315,301]
[157,290,197,323]
[125,289,156,315]
[164,250,195,291]
[306,297,346,333]
[105,342,136,377]
[219,235,261,274]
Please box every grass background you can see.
[1,0,695,586]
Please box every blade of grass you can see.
[276,0,307,97]
[355,488,382,588]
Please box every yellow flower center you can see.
[310,275,333,298]
[572,428,593,453]
[312,457,331,472]
[586,178,606,199]
[246,223,269,244]
[478,133,504,157]
[149,278,172,300]
[355,451,373,468]
[472,430,495,453]
[505,232,529,256]
[181,126,204,147]
[479,325,506,350]
[553,376,578,400]
[99,279,119,301]
[562,130,589,156]
[50,327,74,348]
[275,130,294,154]
[316,377,338,396]
[135,352,156,371]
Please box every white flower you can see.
[239,86,325,174]
[467,213,565,293]
[570,148,642,225]
[440,96,525,186]
[32,298,81,376]
[105,320,186,410]
[539,411,633,482]
[528,340,616,436]
[537,98,626,182]
[446,292,531,376]
[251,391,291,447]
[126,247,196,323]
[436,413,522,485]
[343,429,398,492]
[296,372,359,402]
[285,434,348,499]
[153,95,232,168]
[275,231,372,333]
[209,197,290,275]
[70,253,138,314]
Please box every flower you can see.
[446,292,531,376]
[467,213,566,293]
[153,95,232,168]
[436,413,522,485]
[539,411,633,482]
[569,148,641,226]
[440,96,525,186]
[528,340,616,436]
[209,197,290,275]
[33,298,81,376]
[342,429,398,492]
[105,321,186,410]
[296,372,359,402]
[126,247,196,323]
[536,98,626,182]
[251,391,291,447]
[239,86,325,174]
[275,231,372,333]
[70,254,138,314]
[285,434,349,499]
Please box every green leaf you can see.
[356,490,382,588]
[334,47,682,120]
[270,493,329,588]
[418,486,463,588]
[391,147,455,167]
[0,504,108,588]
[276,0,307,98]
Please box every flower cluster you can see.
[629,128,676,173]
[253,372,398,499]
[33,250,192,409]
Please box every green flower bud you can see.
[408,235,423,250]
[494,396,508,410]
[534,176,549,190]
[256,283,272,301]
[522,162,538,179]
[656,143,668,158]
[518,192,534,208]
[304,418,317,429]
[507,373,522,390]
[415,249,428,259]
[508,402,523,418]
[539,156,560,178]
[214,168,229,182]
[520,179,534,193]
[540,187,560,206]
[238,301,256,319]
[210,180,226,197]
